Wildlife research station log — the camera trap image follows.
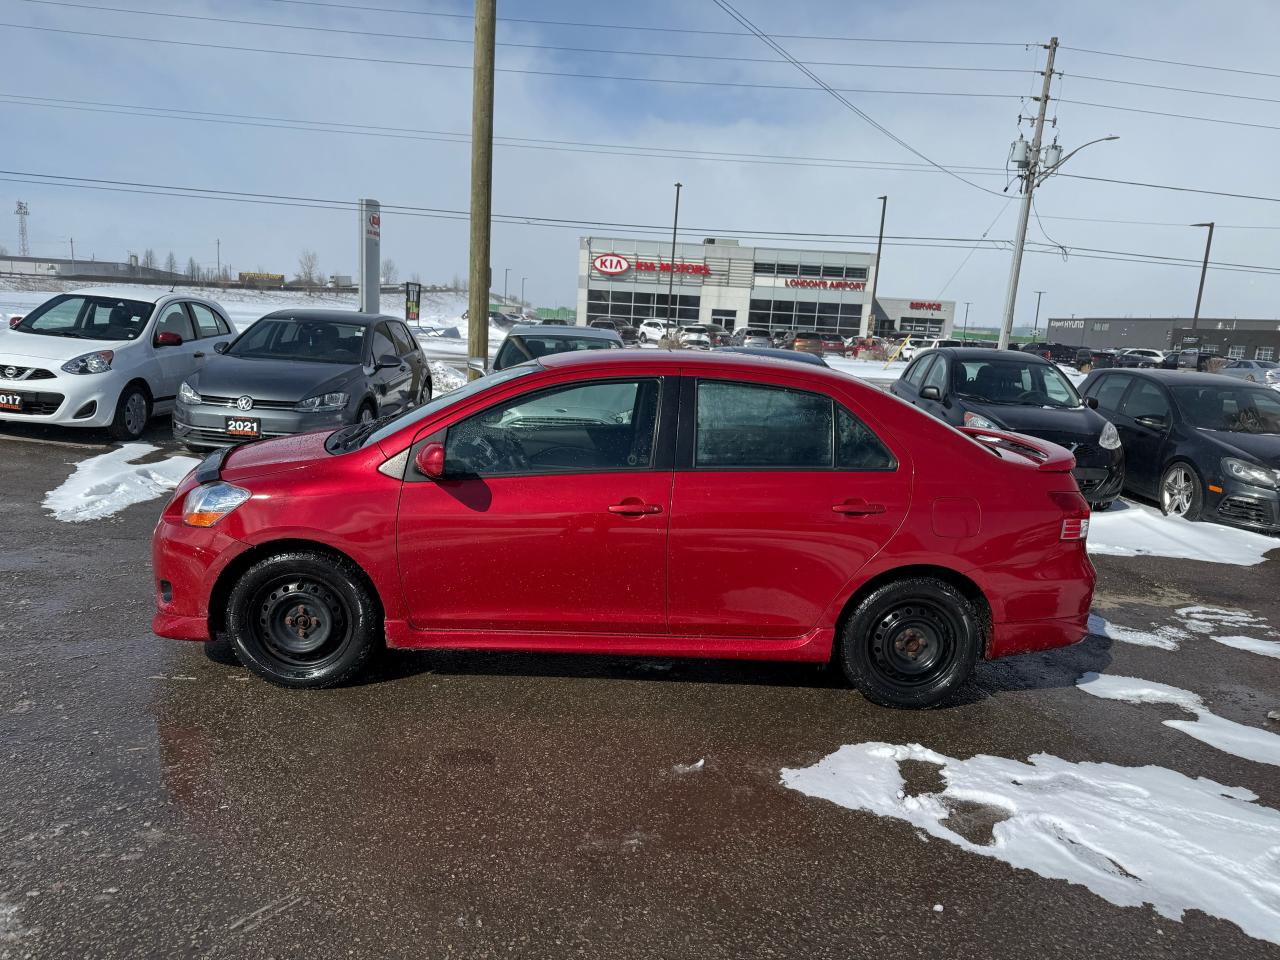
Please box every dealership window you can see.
[900,317,944,335]
[753,262,775,276]
[799,264,822,277]
[1201,343,1219,354]
[1256,346,1276,361]
[776,263,799,276]
[1228,345,1246,359]
[586,288,700,325]
[711,309,738,330]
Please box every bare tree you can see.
[186,256,199,279]
[164,251,177,273]
[141,248,156,269]
[297,249,319,283]
[410,271,422,284]
[381,258,398,283]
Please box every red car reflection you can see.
[152,351,1094,708]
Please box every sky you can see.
[2,0,1280,323]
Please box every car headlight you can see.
[294,392,349,412]
[1222,457,1279,490]
[963,412,1000,430]
[182,481,250,527]
[60,350,114,375]
[1099,420,1122,450]
[178,381,201,405]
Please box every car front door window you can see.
[155,304,196,342]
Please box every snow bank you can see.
[1077,672,1280,766]
[429,361,467,395]
[1088,500,1278,565]
[43,444,197,522]
[825,357,908,383]
[1087,613,1187,650]
[782,742,1280,945]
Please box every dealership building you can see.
[1045,316,1280,360]
[576,237,954,339]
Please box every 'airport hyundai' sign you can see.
[592,253,630,275]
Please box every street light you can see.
[1191,222,1214,330]
[520,275,527,308]
[666,182,683,327]
[963,301,971,342]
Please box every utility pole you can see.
[1192,221,1214,330]
[998,37,1057,350]
[15,201,29,257]
[503,266,510,301]
[1033,290,1045,338]
[520,275,527,307]
[466,0,496,379]
[216,238,221,279]
[666,182,683,328]
[68,237,75,273]
[862,195,887,338]
[963,301,971,341]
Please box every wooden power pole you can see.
[467,0,496,379]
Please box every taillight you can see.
[1049,490,1091,540]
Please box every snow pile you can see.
[825,356,909,383]
[1077,673,1280,767]
[1088,500,1278,565]
[782,742,1280,946]
[1087,613,1187,650]
[43,444,197,522]
[429,361,467,395]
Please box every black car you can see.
[1113,348,1167,369]
[891,348,1125,508]
[588,318,638,345]
[1074,347,1117,370]
[714,346,829,367]
[1079,369,1280,533]
[493,324,622,371]
[1018,341,1078,364]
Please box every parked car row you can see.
[0,289,433,448]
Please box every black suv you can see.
[1019,341,1078,364]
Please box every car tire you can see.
[639,332,648,344]
[1159,462,1204,521]
[225,550,381,688]
[839,577,981,709]
[107,382,151,441]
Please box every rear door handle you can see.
[609,501,663,516]
[832,500,886,516]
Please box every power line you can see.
[1068,72,1280,107]
[1038,213,1280,231]
[0,22,1025,99]
[257,0,1033,45]
[0,92,1009,176]
[1061,44,1280,81]
[1059,173,1280,204]
[1062,98,1280,133]
[16,0,1039,74]
[710,0,1009,200]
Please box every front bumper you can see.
[1071,445,1125,506]
[1207,479,1280,534]
[152,513,250,641]
[174,398,348,448]
[0,366,122,428]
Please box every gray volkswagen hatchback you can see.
[173,310,431,449]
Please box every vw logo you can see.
[2,366,15,380]
[235,396,254,411]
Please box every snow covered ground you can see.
[1089,499,1278,565]
[42,443,197,522]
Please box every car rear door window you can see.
[1088,374,1132,413]
[154,302,196,342]
[188,303,224,339]
[1120,380,1170,421]
[445,379,662,477]
[695,381,833,469]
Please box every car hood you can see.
[0,330,134,361]
[963,400,1105,440]
[220,430,333,482]
[191,355,359,401]
[1198,429,1280,468]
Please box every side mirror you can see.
[7,315,23,329]
[414,441,446,480]
[214,341,229,354]
[1084,396,1099,409]
[377,353,401,370]
[1136,415,1168,431]
[920,385,942,401]
[155,330,183,347]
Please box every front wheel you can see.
[225,551,381,688]
[839,578,981,709]
[107,383,150,441]
[1160,462,1204,521]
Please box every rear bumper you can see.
[988,612,1090,659]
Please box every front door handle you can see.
[192,351,205,359]
[609,500,663,516]
[832,500,886,516]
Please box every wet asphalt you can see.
[1,421,1278,960]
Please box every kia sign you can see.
[593,253,630,275]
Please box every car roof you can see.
[258,309,392,325]
[1088,367,1265,388]
[716,346,829,366]
[933,347,1051,364]
[510,324,621,339]
[71,285,184,304]
[536,346,853,380]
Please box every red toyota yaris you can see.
[153,350,1095,708]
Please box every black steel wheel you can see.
[840,577,981,709]
[226,551,381,688]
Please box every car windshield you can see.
[14,294,154,341]
[228,318,367,363]
[955,359,1082,408]
[353,364,539,450]
[494,334,617,370]
[1170,383,1280,434]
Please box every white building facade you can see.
[576,236,953,339]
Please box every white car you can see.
[679,326,712,350]
[636,318,678,344]
[0,287,235,440]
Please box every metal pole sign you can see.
[358,198,380,314]
[404,281,422,324]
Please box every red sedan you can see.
[153,351,1094,708]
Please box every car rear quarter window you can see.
[1089,374,1132,413]
[695,381,833,469]
[836,406,896,471]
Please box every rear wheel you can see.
[839,578,981,709]
[225,551,381,688]
[107,383,150,441]
[1160,462,1204,521]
